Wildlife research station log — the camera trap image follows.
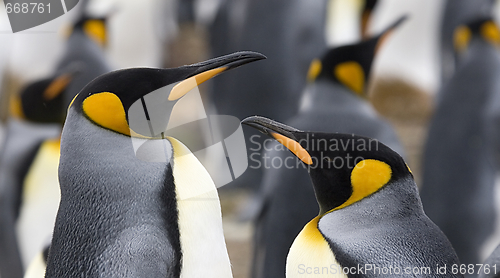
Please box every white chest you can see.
[170,137,233,278]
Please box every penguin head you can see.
[68,51,266,138]
[10,67,80,124]
[453,17,500,54]
[306,15,407,98]
[69,14,109,47]
[242,116,411,215]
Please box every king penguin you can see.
[44,51,265,278]
[420,17,500,268]
[242,116,462,278]
[247,17,406,278]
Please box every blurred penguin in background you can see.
[87,0,178,68]
[0,2,113,276]
[248,16,406,278]
[204,0,382,191]
[439,0,496,86]
[420,17,500,269]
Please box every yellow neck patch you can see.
[83,20,107,47]
[43,74,72,101]
[329,159,391,212]
[307,59,322,82]
[271,132,313,165]
[334,61,365,96]
[82,92,130,136]
[481,21,500,46]
[454,25,471,53]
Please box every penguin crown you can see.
[306,15,407,97]
[242,116,411,215]
[69,51,266,138]
[454,17,500,53]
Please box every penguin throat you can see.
[286,216,345,278]
[169,137,233,277]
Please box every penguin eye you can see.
[323,157,333,163]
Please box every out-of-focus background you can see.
[1,0,500,277]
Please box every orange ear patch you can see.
[82,92,130,136]
[329,159,392,212]
[334,61,365,96]
[83,20,107,47]
[481,21,500,46]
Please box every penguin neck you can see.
[169,137,233,278]
[286,216,345,277]
[298,80,370,114]
[319,176,423,231]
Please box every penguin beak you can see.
[242,116,313,165]
[168,51,266,101]
[374,15,408,54]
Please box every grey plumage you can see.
[420,18,500,267]
[47,108,180,277]
[318,174,462,277]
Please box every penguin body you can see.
[420,18,500,266]
[242,116,462,278]
[44,52,265,277]
[249,17,405,278]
